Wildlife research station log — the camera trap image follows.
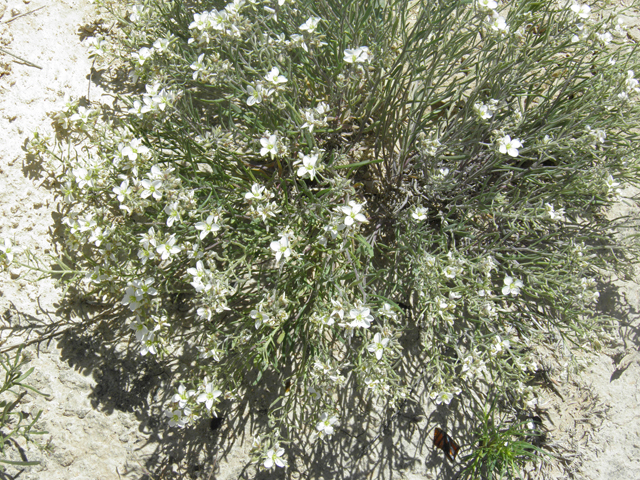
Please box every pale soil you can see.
[0,1,638,479]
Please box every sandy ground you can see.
[0,1,639,479]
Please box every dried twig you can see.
[3,5,46,24]
[0,47,42,69]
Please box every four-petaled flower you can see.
[247,83,271,106]
[191,53,207,80]
[251,308,271,329]
[502,276,523,296]
[113,179,132,202]
[625,70,640,94]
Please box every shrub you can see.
[22,0,640,473]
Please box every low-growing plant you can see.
[460,396,550,479]
[18,0,640,474]
[0,345,49,469]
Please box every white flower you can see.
[270,236,292,264]
[502,276,523,296]
[0,238,18,264]
[70,106,95,126]
[156,235,181,260]
[165,409,187,428]
[545,203,564,221]
[260,133,279,158]
[164,202,181,227]
[443,265,458,279]
[191,53,207,80]
[596,31,612,45]
[316,412,338,438]
[299,16,321,33]
[605,174,621,195]
[251,308,271,329]
[263,447,286,469]
[173,384,195,409]
[129,319,149,341]
[132,47,153,66]
[140,179,163,200]
[367,333,390,360]
[625,70,640,94]
[264,67,287,86]
[497,135,523,157]
[121,286,140,311]
[133,277,157,298]
[340,200,368,226]
[195,215,222,240]
[130,4,146,23]
[411,206,428,221]
[153,37,171,52]
[475,0,497,11]
[113,179,132,202]
[245,183,269,201]
[187,260,207,284]
[197,382,222,410]
[379,302,398,319]
[295,151,321,180]
[301,102,329,131]
[489,13,509,35]
[247,83,272,106]
[435,391,455,405]
[491,335,511,355]
[122,138,150,161]
[348,306,374,328]
[473,99,498,120]
[570,3,591,20]
[140,332,157,356]
[72,167,93,189]
[343,46,372,64]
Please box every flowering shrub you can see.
[21,0,640,474]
